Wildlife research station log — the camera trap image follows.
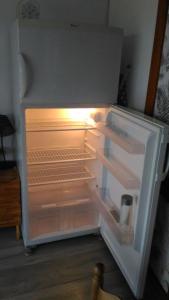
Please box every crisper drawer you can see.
[28,182,99,240]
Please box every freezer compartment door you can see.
[86,106,169,299]
[16,20,122,106]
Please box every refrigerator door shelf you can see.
[92,189,134,245]
[96,123,145,154]
[96,150,140,189]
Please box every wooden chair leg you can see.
[91,263,121,300]
[16,225,20,240]
[92,263,104,300]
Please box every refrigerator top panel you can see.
[14,20,123,107]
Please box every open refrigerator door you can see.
[87,106,169,299]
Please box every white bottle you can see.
[120,195,133,226]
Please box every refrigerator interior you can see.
[25,108,105,240]
[25,107,154,249]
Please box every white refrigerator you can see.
[11,20,169,299]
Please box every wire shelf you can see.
[26,121,96,132]
[27,146,96,165]
[28,164,95,186]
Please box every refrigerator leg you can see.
[92,233,103,240]
[16,225,20,240]
[24,246,37,256]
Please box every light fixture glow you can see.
[67,108,96,122]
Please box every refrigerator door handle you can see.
[18,53,30,99]
[161,153,169,181]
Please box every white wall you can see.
[0,1,17,115]
[109,0,159,111]
[40,0,107,24]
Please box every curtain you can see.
[151,9,169,295]
[154,11,169,123]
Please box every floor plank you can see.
[0,228,167,300]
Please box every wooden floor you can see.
[0,228,167,300]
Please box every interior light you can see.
[67,108,96,123]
